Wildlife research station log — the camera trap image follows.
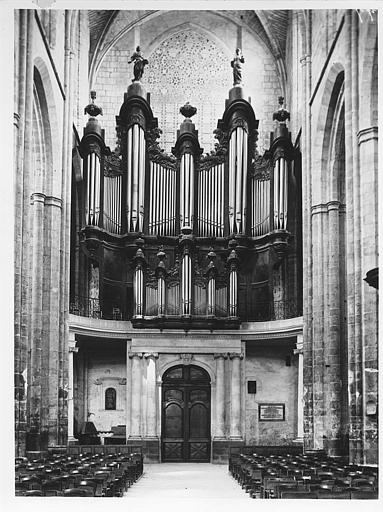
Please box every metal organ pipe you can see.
[229,268,238,317]
[157,276,165,316]
[228,126,248,234]
[207,277,216,316]
[138,127,145,232]
[181,253,191,315]
[273,157,288,230]
[236,128,243,234]
[180,153,194,230]
[126,124,145,232]
[126,127,132,230]
[242,130,248,232]
[86,152,101,226]
[148,162,176,236]
[228,131,235,233]
[134,264,144,317]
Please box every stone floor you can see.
[123,463,258,512]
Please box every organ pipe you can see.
[104,175,122,234]
[228,126,248,234]
[206,249,217,316]
[229,269,238,317]
[133,241,146,318]
[227,245,239,318]
[180,153,195,230]
[270,96,292,231]
[198,163,224,237]
[148,161,176,235]
[134,265,144,317]
[181,253,192,315]
[126,124,146,232]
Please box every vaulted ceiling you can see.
[87,9,290,78]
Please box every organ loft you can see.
[69,49,302,461]
[74,54,301,330]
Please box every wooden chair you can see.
[280,491,317,499]
[25,489,43,497]
[350,490,378,499]
[63,487,92,497]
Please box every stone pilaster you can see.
[214,354,227,439]
[68,335,78,443]
[293,334,304,441]
[144,353,159,438]
[129,352,143,439]
[229,352,244,440]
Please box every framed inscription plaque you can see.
[259,403,285,421]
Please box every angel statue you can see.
[231,48,245,86]
[128,46,149,82]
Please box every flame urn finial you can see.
[180,102,197,119]
[84,90,103,117]
[272,96,290,124]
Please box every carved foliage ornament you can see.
[104,151,123,176]
[146,127,177,169]
[250,154,272,180]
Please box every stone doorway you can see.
[161,365,211,462]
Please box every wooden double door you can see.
[162,365,211,462]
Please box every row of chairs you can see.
[229,451,378,499]
[15,451,143,497]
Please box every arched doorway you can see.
[161,365,211,462]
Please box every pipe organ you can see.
[75,82,300,329]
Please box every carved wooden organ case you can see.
[70,86,302,329]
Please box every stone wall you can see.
[92,11,282,154]
[245,346,298,445]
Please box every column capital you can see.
[214,353,228,360]
[144,352,159,359]
[129,352,143,359]
[295,332,303,352]
[229,352,244,360]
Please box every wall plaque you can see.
[259,403,285,421]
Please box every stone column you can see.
[294,334,304,441]
[68,335,78,442]
[229,353,243,439]
[144,353,159,438]
[214,354,227,439]
[129,352,143,438]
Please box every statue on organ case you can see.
[231,48,245,86]
[128,46,149,82]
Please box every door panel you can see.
[162,365,211,462]
[164,403,183,438]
